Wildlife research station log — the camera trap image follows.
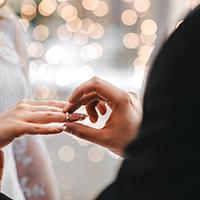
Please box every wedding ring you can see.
[65,112,70,123]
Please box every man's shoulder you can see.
[184,5,200,27]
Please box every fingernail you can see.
[62,125,67,131]
[73,113,88,120]
[63,103,70,112]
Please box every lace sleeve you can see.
[13,136,60,200]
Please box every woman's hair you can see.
[0,0,7,8]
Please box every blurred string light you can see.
[133,0,151,13]
[82,0,99,11]
[33,24,49,41]
[38,0,57,16]
[121,0,157,82]
[93,1,109,17]
[19,0,163,91]
[58,145,75,162]
[0,0,6,6]
[45,45,65,65]
[20,0,109,90]
[88,146,105,163]
[20,0,37,20]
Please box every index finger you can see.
[68,77,122,103]
[24,100,67,108]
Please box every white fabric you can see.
[2,145,26,200]
[0,11,27,200]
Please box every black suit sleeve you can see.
[0,193,12,200]
[97,6,200,200]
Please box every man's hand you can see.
[63,77,143,156]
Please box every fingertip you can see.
[90,116,98,123]
[63,102,70,113]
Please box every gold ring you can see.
[65,112,70,122]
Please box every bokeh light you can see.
[57,25,73,41]
[121,9,138,26]
[33,25,49,41]
[88,146,105,162]
[66,17,82,32]
[123,33,140,49]
[93,1,109,17]
[58,145,75,162]
[89,23,104,39]
[45,45,65,65]
[141,19,158,36]
[134,0,151,13]
[21,0,37,20]
[38,0,57,16]
[27,42,45,58]
[81,43,104,61]
[82,0,99,11]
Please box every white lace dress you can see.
[0,18,28,200]
[0,17,55,199]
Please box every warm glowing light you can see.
[27,42,45,58]
[73,32,89,46]
[66,17,82,32]
[88,146,104,162]
[89,23,104,39]
[61,5,78,21]
[21,4,36,16]
[20,0,37,20]
[140,33,157,44]
[45,45,65,65]
[81,43,103,61]
[138,45,154,58]
[133,57,147,69]
[38,0,57,16]
[134,0,151,13]
[82,0,99,11]
[77,65,94,82]
[80,18,94,34]
[33,25,49,41]
[57,25,73,40]
[0,0,6,6]
[93,1,109,17]
[58,146,75,162]
[121,9,138,26]
[141,19,157,36]
[122,0,134,2]
[54,68,74,87]
[33,85,50,100]
[57,0,68,2]
[123,33,140,49]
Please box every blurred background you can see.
[4,0,200,199]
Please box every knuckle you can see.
[16,101,27,110]
[91,76,100,86]
[121,91,132,104]
[32,126,42,133]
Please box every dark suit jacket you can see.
[97,5,200,200]
[0,193,11,200]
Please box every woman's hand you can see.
[0,100,67,148]
[63,77,143,156]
